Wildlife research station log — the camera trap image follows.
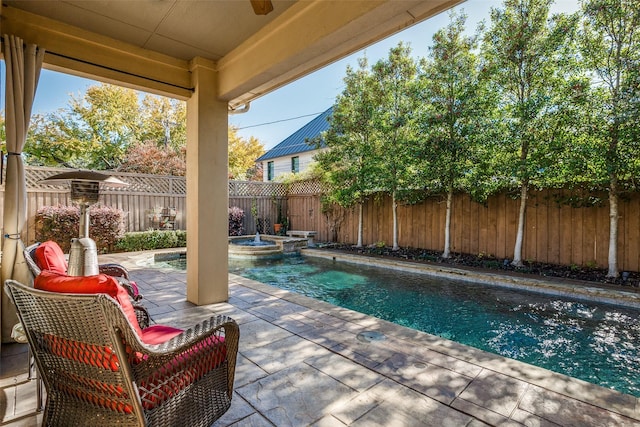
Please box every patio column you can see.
[186,58,229,304]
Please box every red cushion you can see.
[35,270,117,295]
[34,271,143,337]
[140,325,183,345]
[34,241,68,274]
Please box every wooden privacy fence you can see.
[288,186,640,273]
[0,166,288,245]
[3,167,640,272]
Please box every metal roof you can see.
[256,106,332,161]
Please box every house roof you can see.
[257,106,333,162]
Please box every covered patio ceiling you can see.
[1,0,463,109]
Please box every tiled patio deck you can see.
[2,249,640,426]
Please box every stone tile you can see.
[350,382,473,427]
[214,393,260,426]
[152,305,219,328]
[249,299,307,319]
[331,378,397,425]
[375,352,473,405]
[239,318,294,351]
[226,412,275,427]
[385,337,483,378]
[241,334,330,374]
[13,380,39,419]
[466,420,494,427]
[236,364,357,427]
[298,325,355,350]
[234,353,269,388]
[270,314,317,335]
[305,352,384,392]
[450,397,519,426]
[310,415,349,427]
[2,381,17,422]
[456,369,529,417]
[520,385,640,427]
[510,408,562,427]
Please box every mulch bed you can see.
[318,243,640,289]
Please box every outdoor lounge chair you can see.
[4,279,239,427]
[24,241,150,328]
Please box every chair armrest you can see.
[126,315,240,402]
[99,263,130,279]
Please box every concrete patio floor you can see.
[2,249,640,426]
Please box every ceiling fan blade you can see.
[250,0,274,15]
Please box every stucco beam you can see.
[1,6,193,99]
[219,0,464,108]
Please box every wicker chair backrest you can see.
[4,279,238,427]
[4,279,146,426]
[23,242,42,279]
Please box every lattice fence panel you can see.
[229,180,287,197]
[17,166,187,195]
[288,180,322,195]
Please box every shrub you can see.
[228,206,245,236]
[115,230,187,252]
[35,205,125,253]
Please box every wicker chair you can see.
[4,279,239,427]
[24,242,150,329]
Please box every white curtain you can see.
[1,35,45,342]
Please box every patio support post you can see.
[186,58,229,304]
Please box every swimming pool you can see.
[167,253,640,397]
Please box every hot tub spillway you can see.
[228,234,307,259]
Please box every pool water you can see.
[225,255,640,397]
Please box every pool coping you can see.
[302,248,640,310]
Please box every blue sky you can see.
[4,0,579,150]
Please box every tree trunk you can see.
[392,192,399,251]
[442,188,452,259]
[607,188,619,278]
[511,184,528,267]
[356,203,363,248]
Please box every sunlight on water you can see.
[224,255,640,396]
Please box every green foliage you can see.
[370,43,422,201]
[24,83,265,175]
[481,0,577,190]
[577,0,640,190]
[228,126,266,179]
[419,12,492,197]
[115,230,187,252]
[316,56,379,209]
[35,205,125,253]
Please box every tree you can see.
[370,43,421,251]
[139,96,186,150]
[70,84,143,169]
[419,12,488,258]
[481,0,575,267]
[24,82,267,176]
[316,57,378,247]
[118,141,186,175]
[578,0,640,277]
[228,126,265,180]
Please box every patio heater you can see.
[40,170,129,276]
